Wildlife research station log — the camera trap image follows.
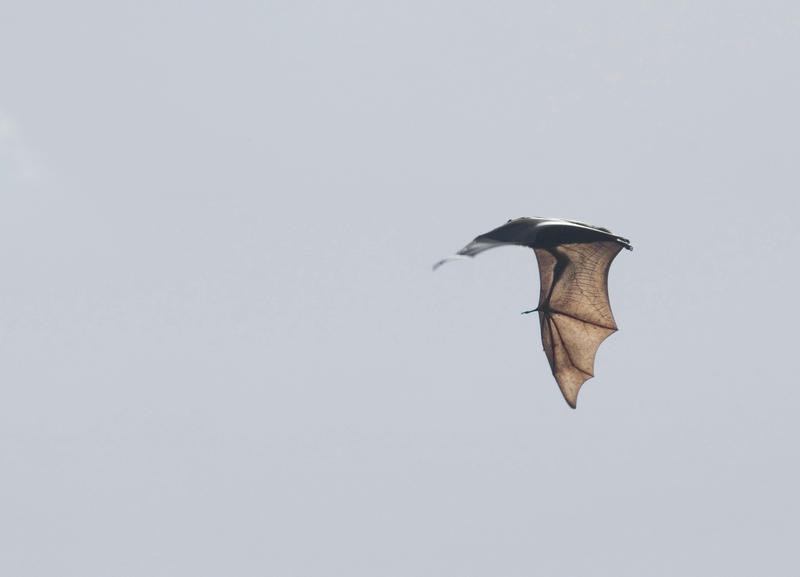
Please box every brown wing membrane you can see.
[534,242,624,408]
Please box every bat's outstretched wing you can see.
[434,217,631,408]
[534,241,624,408]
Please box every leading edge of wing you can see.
[432,239,507,270]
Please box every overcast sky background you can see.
[1,1,799,575]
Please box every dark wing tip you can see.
[432,254,471,271]
[615,236,633,251]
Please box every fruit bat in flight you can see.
[434,217,632,408]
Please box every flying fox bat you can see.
[434,217,632,408]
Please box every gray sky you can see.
[2,1,799,575]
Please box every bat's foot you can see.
[521,308,538,315]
